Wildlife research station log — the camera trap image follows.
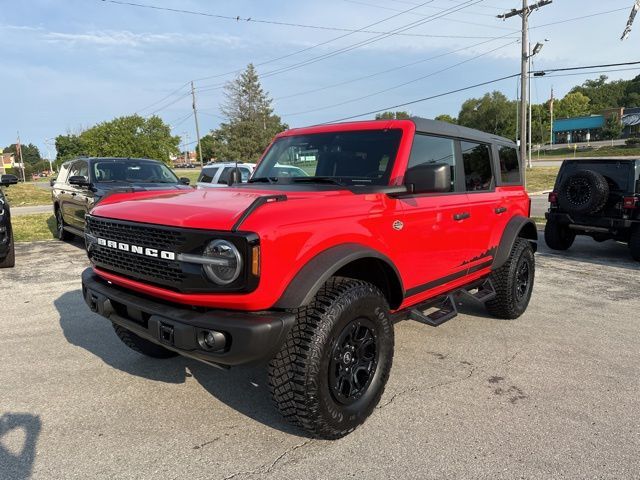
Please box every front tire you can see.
[544,220,575,251]
[486,239,535,319]
[268,277,394,439]
[0,230,15,268]
[55,208,73,241]
[112,323,178,359]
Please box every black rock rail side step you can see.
[409,295,458,327]
[459,279,496,304]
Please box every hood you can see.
[92,187,294,231]
[98,183,191,193]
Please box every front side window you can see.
[92,161,178,184]
[461,141,493,192]
[498,146,520,184]
[252,130,403,186]
[198,167,219,183]
[408,134,456,192]
[68,161,88,182]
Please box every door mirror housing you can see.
[0,174,19,187]
[179,177,190,185]
[68,175,90,187]
[227,167,241,186]
[404,164,451,194]
[49,177,56,187]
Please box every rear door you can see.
[395,133,472,299]
[460,140,502,268]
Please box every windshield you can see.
[252,129,403,186]
[93,161,179,184]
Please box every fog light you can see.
[198,329,226,351]
[204,331,217,348]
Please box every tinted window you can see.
[408,134,456,192]
[461,142,493,191]
[92,160,178,184]
[253,130,403,185]
[218,167,233,184]
[68,160,88,181]
[198,167,218,183]
[218,167,252,184]
[498,146,520,184]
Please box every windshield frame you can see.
[252,128,405,187]
[91,159,180,185]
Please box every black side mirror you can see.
[0,174,18,187]
[227,168,241,186]
[404,163,451,194]
[68,175,90,187]
[49,178,56,187]
[179,177,190,185]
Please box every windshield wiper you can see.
[249,177,277,184]
[290,176,346,186]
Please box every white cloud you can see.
[44,29,242,48]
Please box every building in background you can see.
[553,107,640,144]
[1,153,15,174]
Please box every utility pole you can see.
[549,86,554,146]
[191,81,204,167]
[528,43,533,168]
[16,132,25,183]
[498,0,552,172]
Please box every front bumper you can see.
[81,268,295,367]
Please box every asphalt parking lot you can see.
[1,236,639,479]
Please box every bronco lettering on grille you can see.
[97,237,176,260]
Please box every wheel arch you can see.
[493,216,538,270]
[273,244,404,310]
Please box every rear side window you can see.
[461,141,493,191]
[198,167,218,183]
[57,163,71,184]
[408,134,456,192]
[498,146,521,184]
[218,167,233,184]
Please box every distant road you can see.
[11,205,51,217]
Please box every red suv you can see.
[81,118,537,438]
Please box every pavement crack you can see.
[221,440,313,480]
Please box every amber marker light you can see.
[252,245,260,276]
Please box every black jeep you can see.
[545,158,640,260]
[0,174,19,268]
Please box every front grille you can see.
[86,216,186,251]
[91,247,184,286]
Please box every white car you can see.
[196,162,256,188]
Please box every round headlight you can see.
[203,239,242,285]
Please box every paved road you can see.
[530,194,549,218]
[1,238,639,479]
[11,205,52,217]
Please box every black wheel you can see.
[544,220,576,250]
[486,239,535,320]
[629,226,640,261]
[112,323,178,359]
[55,207,73,241]
[558,169,609,215]
[268,277,394,439]
[0,230,15,268]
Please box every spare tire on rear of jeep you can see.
[558,169,609,215]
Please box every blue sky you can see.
[2,0,640,157]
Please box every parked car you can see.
[545,158,640,259]
[196,162,256,188]
[0,174,19,268]
[51,157,192,240]
[81,118,537,438]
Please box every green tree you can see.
[374,111,411,120]
[199,134,219,162]
[211,64,287,161]
[457,91,517,140]
[601,113,624,140]
[54,134,87,164]
[555,92,591,119]
[434,114,457,124]
[570,75,628,113]
[3,143,42,165]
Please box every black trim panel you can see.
[231,194,287,232]
[405,259,493,298]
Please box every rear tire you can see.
[544,220,576,251]
[112,323,178,359]
[55,207,73,241]
[629,226,640,261]
[0,230,15,268]
[268,277,394,439]
[486,239,535,320]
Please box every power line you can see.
[100,0,499,38]
[136,82,190,114]
[323,72,522,123]
[386,0,502,17]
[531,6,629,30]
[532,60,640,76]
[281,40,517,117]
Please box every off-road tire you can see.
[486,239,535,320]
[55,207,74,241]
[0,230,15,268]
[558,169,609,215]
[112,323,178,359]
[268,277,394,439]
[544,220,576,251]
[629,226,640,261]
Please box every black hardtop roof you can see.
[411,117,516,147]
[562,157,640,162]
[64,157,163,165]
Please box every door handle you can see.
[453,212,471,221]
[495,206,507,214]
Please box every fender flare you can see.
[493,216,538,270]
[273,243,404,309]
